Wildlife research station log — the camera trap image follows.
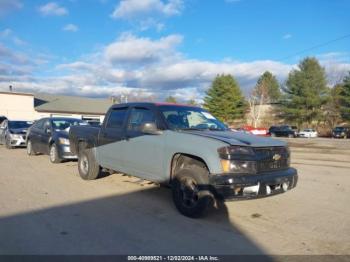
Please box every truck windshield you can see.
[159,105,228,131]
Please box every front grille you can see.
[254,147,289,173]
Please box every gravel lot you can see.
[0,138,349,255]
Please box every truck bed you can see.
[69,125,100,155]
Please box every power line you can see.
[279,33,350,61]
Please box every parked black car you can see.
[0,120,32,149]
[26,117,87,163]
[268,125,297,138]
[332,126,350,139]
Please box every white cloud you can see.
[111,0,183,19]
[283,34,292,40]
[1,33,350,101]
[0,0,22,16]
[63,24,79,32]
[104,33,183,65]
[0,43,30,65]
[317,52,350,86]
[0,28,26,45]
[38,2,68,16]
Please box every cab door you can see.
[121,106,165,182]
[96,107,129,172]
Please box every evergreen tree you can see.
[165,96,177,103]
[255,71,281,103]
[339,72,350,122]
[281,57,328,126]
[204,74,247,123]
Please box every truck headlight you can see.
[220,160,257,174]
[58,138,70,145]
[218,145,254,159]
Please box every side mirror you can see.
[140,122,162,135]
[45,128,51,134]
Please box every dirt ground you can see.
[0,138,349,255]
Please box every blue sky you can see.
[0,0,350,101]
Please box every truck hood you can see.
[182,130,287,147]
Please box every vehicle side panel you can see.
[161,130,228,183]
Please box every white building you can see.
[0,91,114,122]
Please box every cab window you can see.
[127,107,156,132]
[106,108,128,129]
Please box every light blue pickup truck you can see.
[69,102,298,218]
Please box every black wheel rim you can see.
[179,177,200,208]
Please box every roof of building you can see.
[34,93,114,115]
[0,91,114,115]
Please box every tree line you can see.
[165,57,350,129]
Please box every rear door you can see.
[96,107,129,171]
[122,106,165,181]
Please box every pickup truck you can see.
[69,102,298,218]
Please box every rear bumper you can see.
[209,168,298,200]
[57,144,77,160]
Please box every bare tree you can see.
[248,81,269,128]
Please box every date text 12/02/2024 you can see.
[127,256,219,261]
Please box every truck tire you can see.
[26,140,36,156]
[172,165,213,218]
[5,136,13,149]
[49,143,62,163]
[270,133,276,137]
[78,148,101,180]
[288,133,294,138]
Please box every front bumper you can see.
[57,144,77,160]
[333,133,345,138]
[9,135,27,147]
[209,168,298,201]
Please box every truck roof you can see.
[111,102,198,109]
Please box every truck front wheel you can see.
[172,166,213,218]
[78,148,101,180]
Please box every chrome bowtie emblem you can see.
[273,154,281,161]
